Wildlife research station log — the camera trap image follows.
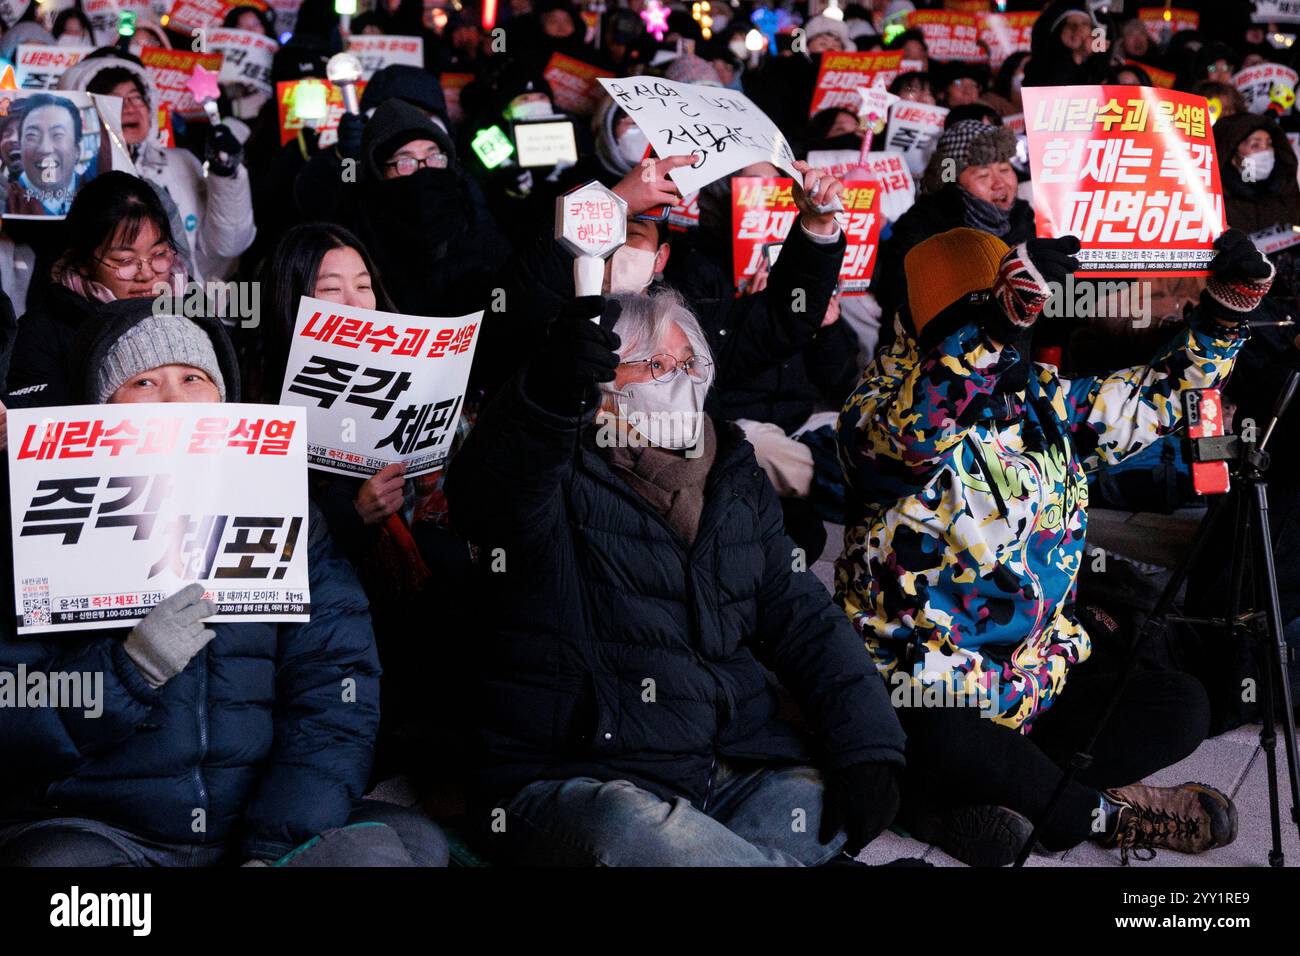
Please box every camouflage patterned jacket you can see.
[835,312,1246,731]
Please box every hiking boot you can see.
[1102,782,1238,864]
[906,804,1035,867]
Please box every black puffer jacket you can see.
[445,367,905,807]
[7,283,106,407]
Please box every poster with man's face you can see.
[0,89,120,220]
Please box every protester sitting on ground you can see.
[445,288,906,866]
[836,227,1272,866]
[0,297,448,867]
[8,172,187,407]
[61,51,256,284]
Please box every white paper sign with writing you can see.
[8,403,311,634]
[596,76,800,195]
[280,297,482,478]
[15,44,95,90]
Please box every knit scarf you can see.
[604,416,718,545]
[959,187,1014,237]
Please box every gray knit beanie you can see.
[96,314,227,403]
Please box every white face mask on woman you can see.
[609,370,708,450]
[616,126,649,166]
[1242,148,1276,182]
[607,245,658,294]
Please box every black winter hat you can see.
[361,98,458,179]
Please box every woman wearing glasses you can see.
[444,289,906,866]
[7,172,185,407]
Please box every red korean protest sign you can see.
[280,297,481,478]
[731,176,883,296]
[209,28,278,99]
[140,47,224,122]
[8,403,311,635]
[944,0,989,11]
[14,44,94,90]
[906,10,981,63]
[809,50,903,117]
[84,0,154,46]
[979,11,1037,71]
[1128,60,1176,90]
[1233,62,1298,116]
[275,78,366,147]
[166,0,267,34]
[1138,7,1198,44]
[1022,85,1223,276]
[347,34,425,80]
[544,52,614,118]
[667,191,699,231]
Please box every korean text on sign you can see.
[1022,86,1224,276]
[8,403,311,634]
[280,297,481,479]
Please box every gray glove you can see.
[123,583,217,688]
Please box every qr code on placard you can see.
[21,577,51,627]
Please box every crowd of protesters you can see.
[0,0,1297,868]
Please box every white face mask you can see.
[1242,148,1276,181]
[606,245,658,294]
[729,38,749,60]
[616,126,648,166]
[611,368,709,451]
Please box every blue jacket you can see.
[0,508,381,861]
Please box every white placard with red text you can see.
[346,34,424,80]
[280,297,481,478]
[9,403,311,634]
[15,44,95,90]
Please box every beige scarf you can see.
[604,416,718,545]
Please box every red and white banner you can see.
[166,0,268,34]
[1233,62,1298,116]
[347,34,424,80]
[8,403,311,634]
[1127,60,1176,90]
[281,297,481,478]
[906,10,982,63]
[543,52,614,118]
[979,11,1037,71]
[809,50,903,117]
[1022,85,1223,276]
[14,44,94,90]
[275,78,365,147]
[1138,7,1198,43]
[140,47,224,122]
[731,176,883,296]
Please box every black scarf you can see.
[959,187,1014,238]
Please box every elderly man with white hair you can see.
[446,290,906,867]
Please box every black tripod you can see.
[1015,373,1300,867]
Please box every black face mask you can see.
[367,166,471,249]
[816,132,865,153]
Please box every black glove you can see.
[336,110,364,161]
[528,296,622,415]
[205,123,243,177]
[819,761,902,856]
[988,235,1081,341]
[1202,228,1274,322]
